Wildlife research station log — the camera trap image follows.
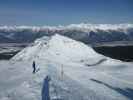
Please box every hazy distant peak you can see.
[0,23,133,32]
[0,23,133,44]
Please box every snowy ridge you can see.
[12,36,51,61]
[12,34,105,65]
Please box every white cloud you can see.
[0,23,133,33]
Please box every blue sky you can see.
[0,0,132,26]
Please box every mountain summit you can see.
[12,34,105,65]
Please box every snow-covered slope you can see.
[0,34,133,100]
[12,34,105,65]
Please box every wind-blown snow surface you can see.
[0,34,133,100]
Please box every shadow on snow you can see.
[90,78,133,100]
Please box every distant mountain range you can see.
[0,23,133,44]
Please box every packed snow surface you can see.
[0,34,133,100]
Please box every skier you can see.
[42,76,51,100]
[32,61,36,74]
[61,64,64,80]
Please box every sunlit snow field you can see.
[0,34,133,100]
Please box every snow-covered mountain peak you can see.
[12,34,105,64]
[3,30,133,100]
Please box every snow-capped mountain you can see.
[0,23,133,44]
[0,34,133,100]
[12,34,105,65]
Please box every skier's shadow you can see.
[42,75,51,100]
